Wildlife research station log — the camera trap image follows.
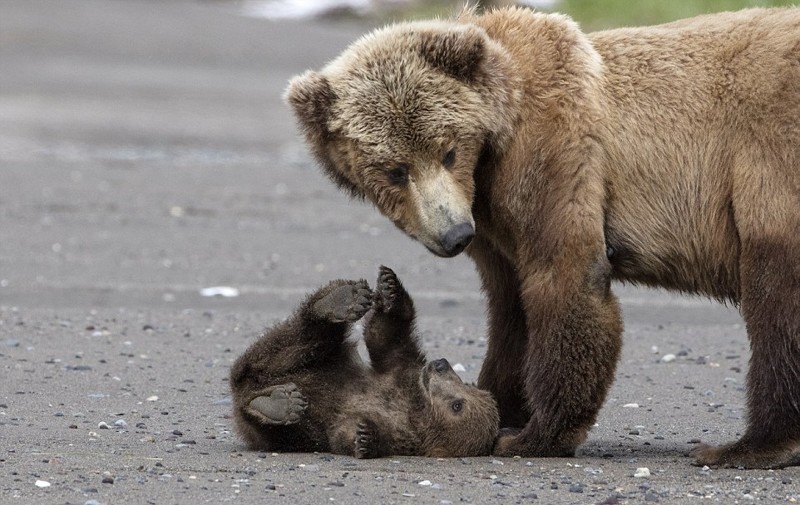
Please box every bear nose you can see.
[440,223,474,257]
[432,358,452,373]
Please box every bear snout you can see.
[439,223,474,257]
[432,358,452,373]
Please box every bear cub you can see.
[230,266,499,458]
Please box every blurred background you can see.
[239,0,797,29]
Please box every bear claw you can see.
[247,383,308,425]
[354,419,380,459]
[691,441,800,469]
[374,265,413,320]
[376,266,400,312]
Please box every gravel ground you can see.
[1,1,798,503]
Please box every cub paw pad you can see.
[247,383,308,425]
[315,281,372,322]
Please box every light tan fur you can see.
[286,7,800,468]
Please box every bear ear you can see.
[418,26,485,82]
[284,70,335,143]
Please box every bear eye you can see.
[442,149,456,169]
[388,164,409,185]
[451,400,463,413]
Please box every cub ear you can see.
[418,26,486,81]
[284,70,335,143]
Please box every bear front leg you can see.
[362,266,426,373]
[493,256,623,457]
[470,238,530,428]
[328,417,389,458]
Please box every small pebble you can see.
[35,480,51,488]
[200,286,240,298]
[569,483,584,493]
[661,354,676,363]
[97,422,110,429]
[146,395,159,402]
[644,491,661,502]
[623,403,640,408]
[634,467,651,478]
[419,480,432,486]
[114,419,127,428]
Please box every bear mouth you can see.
[423,234,471,258]
[425,243,463,258]
[421,365,432,391]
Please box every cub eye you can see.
[451,400,463,413]
[442,149,456,169]
[388,164,409,185]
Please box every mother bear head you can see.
[285,20,523,257]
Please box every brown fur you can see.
[229,266,499,458]
[286,7,800,468]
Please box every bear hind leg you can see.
[693,237,800,468]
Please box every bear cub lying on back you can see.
[230,266,499,458]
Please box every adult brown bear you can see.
[286,7,800,468]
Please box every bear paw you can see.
[374,265,412,318]
[354,419,380,459]
[313,280,372,323]
[247,383,308,426]
[691,440,800,469]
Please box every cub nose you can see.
[432,358,452,373]
[440,223,474,257]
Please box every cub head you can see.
[419,358,499,457]
[285,20,519,257]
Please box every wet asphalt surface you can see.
[1,1,798,503]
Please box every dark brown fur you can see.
[285,7,800,468]
[229,267,499,458]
